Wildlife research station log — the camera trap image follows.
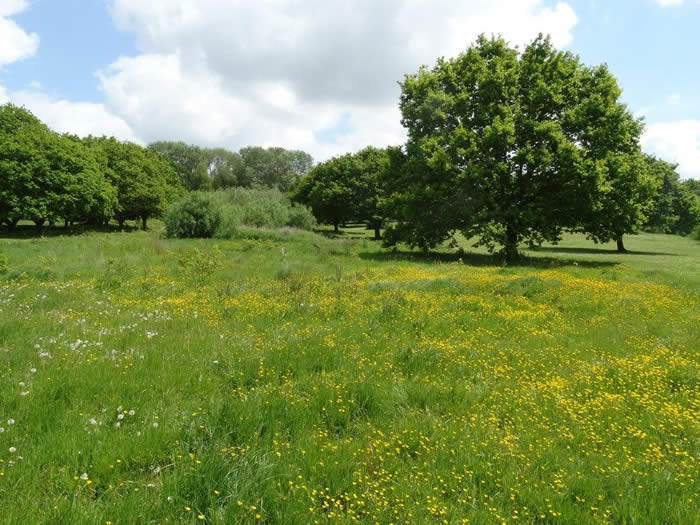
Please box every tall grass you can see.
[0,230,697,523]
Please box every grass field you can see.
[0,227,697,524]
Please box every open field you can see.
[0,229,697,524]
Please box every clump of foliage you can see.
[164,188,315,238]
[0,104,181,231]
[164,192,223,238]
[0,104,118,230]
[644,155,700,236]
[215,187,316,236]
[83,136,182,230]
[0,254,8,273]
[149,141,313,192]
[292,146,390,238]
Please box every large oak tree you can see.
[384,35,653,259]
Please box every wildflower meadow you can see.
[0,229,697,524]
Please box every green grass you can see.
[0,227,697,524]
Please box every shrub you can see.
[165,188,316,238]
[287,206,317,230]
[0,254,8,274]
[165,192,222,238]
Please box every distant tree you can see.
[240,146,313,191]
[292,153,360,232]
[86,137,181,229]
[288,150,314,183]
[354,146,391,239]
[292,147,390,238]
[53,135,118,227]
[644,156,700,235]
[148,141,210,191]
[682,178,700,198]
[571,67,657,252]
[384,35,652,259]
[208,148,246,189]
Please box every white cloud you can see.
[642,120,700,179]
[655,0,685,6]
[0,0,39,67]
[96,0,578,159]
[1,1,579,160]
[1,85,141,143]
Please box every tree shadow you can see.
[314,229,377,240]
[0,223,140,239]
[532,246,679,257]
[359,250,620,269]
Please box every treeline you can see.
[148,142,313,193]
[0,104,316,232]
[0,104,180,231]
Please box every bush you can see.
[165,188,316,238]
[0,254,8,274]
[287,206,317,230]
[691,225,700,241]
[165,192,223,238]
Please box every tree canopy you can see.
[85,137,181,229]
[292,146,390,237]
[644,156,700,236]
[149,142,314,193]
[383,35,654,259]
[0,104,117,229]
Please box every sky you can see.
[0,0,699,179]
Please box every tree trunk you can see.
[34,218,45,233]
[7,218,19,232]
[142,216,148,231]
[117,218,125,231]
[504,224,519,262]
[374,225,381,240]
[333,221,339,233]
[616,234,626,253]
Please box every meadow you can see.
[0,227,697,524]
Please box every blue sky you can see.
[1,0,698,177]
[2,0,136,102]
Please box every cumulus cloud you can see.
[1,1,579,159]
[642,121,700,179]
[97,0,578,158]
[1,85,140,143]
[0,0,39,67]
